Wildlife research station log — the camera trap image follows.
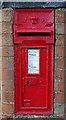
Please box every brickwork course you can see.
[0,2,66,120]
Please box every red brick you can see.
[2,103,13,114]
[2,91,13,103]
[2,8,13,22]
[54,106,64,116]
[58,82,64,92]
[55,9,64,15]
[55,9,66,23]
[55,10,64,23]
[55,35,66,46]
[55,17,64,24]
[64,11,66,23]
[2,23,12,33]
[55,116,64,118]
[56,46,65,57]
[53,115,64,119]
[55,103,64,108]
[32,117,49,120]
[2,46,14,57]
[0,92,1,101]
[1,69,14,80]
[64,59,66,69]
[0,23,2,34]
[2,57,14,69]
[64,36,66,46]
[55,82,64,92]
[56,24,65,34]
[55,58,64,69]
[55,93,64,104]
[0,35,2,47]
[0,58,2,70]
[2,80,14,91]
[0,9,2,22]
[55,70,65,80]
[0,113,2,119]
[54,105,64,117]
[0,67,2,80]
[0,47,2,57]
[2,34,14,46]
[2,114,13,119]
[64,81,66,103]
[64,106,66,115]
[0,102,1,113]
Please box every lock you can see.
[27,81,29,85]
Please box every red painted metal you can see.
[14,9,54,115]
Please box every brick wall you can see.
[0,8,65,119]
[0,9,2,120]
[54,8,65,118]
[1,8,14,119]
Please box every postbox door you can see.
[21,47,48,108]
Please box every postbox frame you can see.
[14,9,54,115]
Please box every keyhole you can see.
[22,104,24,107]
[27,81,29,85]
[42,18,44,23]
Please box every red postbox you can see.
[14,9,54,115]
